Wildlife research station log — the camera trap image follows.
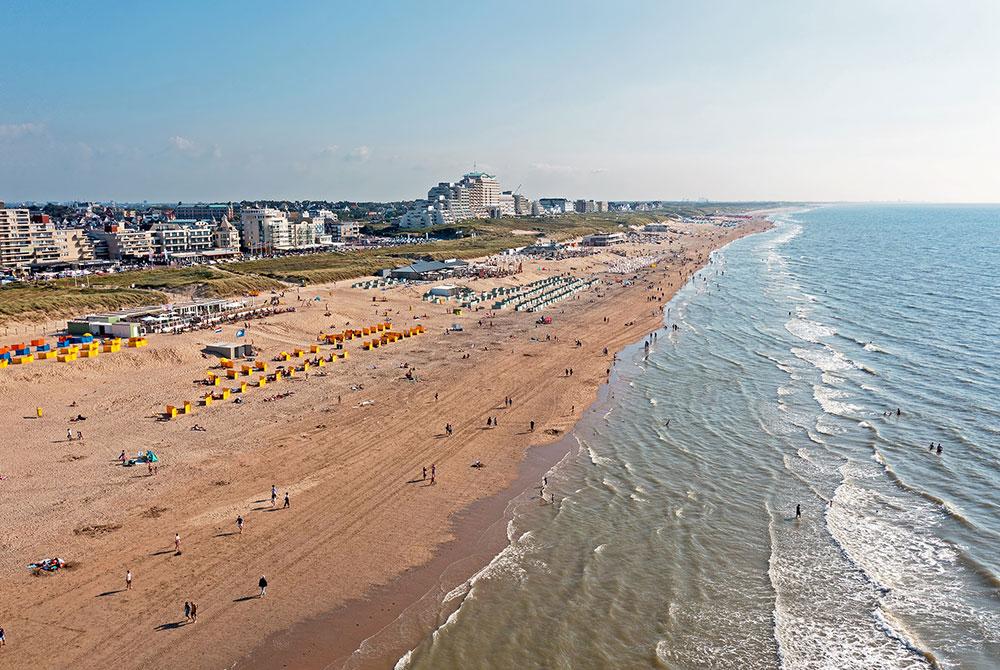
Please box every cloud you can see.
[167,135,222,160]
[0,122,45,140]
[168,135,196,152]
[345,145,371,162]
[314,144,340,158]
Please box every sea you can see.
[395,205,1000,670]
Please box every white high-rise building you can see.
[241,208,290,252]
[399,170,519,229]
[459,172,500,217]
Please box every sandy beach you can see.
[0,219,769,670]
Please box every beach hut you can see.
[226,369,239,379]
[257,377,267,388]
[317,358,326,367]
[255,361,268,371]
[202,394,213,406]
[241,364,253,376]
[239,382,248,393]
[220,388,231,400]
[205,343,252,360]
[165,405,178,418]
[182,401,192,414]
[13,354,35,364]
[310,344,320,354]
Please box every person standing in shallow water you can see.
[796,504,801,519]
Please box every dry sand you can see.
[0,220,769,670]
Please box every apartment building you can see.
[175,203,234,221]
[0,208,61,270]
[86,226,154,260]
[149,220,214,257]
[240,208,291,252]
[212,216,241,250]
[56,229,97,263]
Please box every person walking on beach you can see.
[66,428,73,441]
[190,602,198,623]
[271,485,277,507]
[0,624,5,648]
[174,533,181,554]
[184,601,192,622]
[237,515,244,534]
[283,492,290,509]
[422,466,427,480]
[258,575,268,598]
[796,504,801,519]
[530,420,535,432]
[126,569,132,591]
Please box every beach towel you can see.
[29,557,65,572]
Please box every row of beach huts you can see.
[0,334,148,368]
[164,322,426,419]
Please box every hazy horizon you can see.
[3,1,998,203]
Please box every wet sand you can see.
[0,219,769,670]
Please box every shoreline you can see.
[239,413,589,670]
[238,222,772,670]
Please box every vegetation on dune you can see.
[0,284,168,320]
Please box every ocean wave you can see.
[791,345,859,374]
[813,385,862,418]
[393,650,413,670]
[827,478,1000,663]
[785,318,837,344]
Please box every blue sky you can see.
[2,0,998,202]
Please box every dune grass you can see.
[0,284,168,321]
